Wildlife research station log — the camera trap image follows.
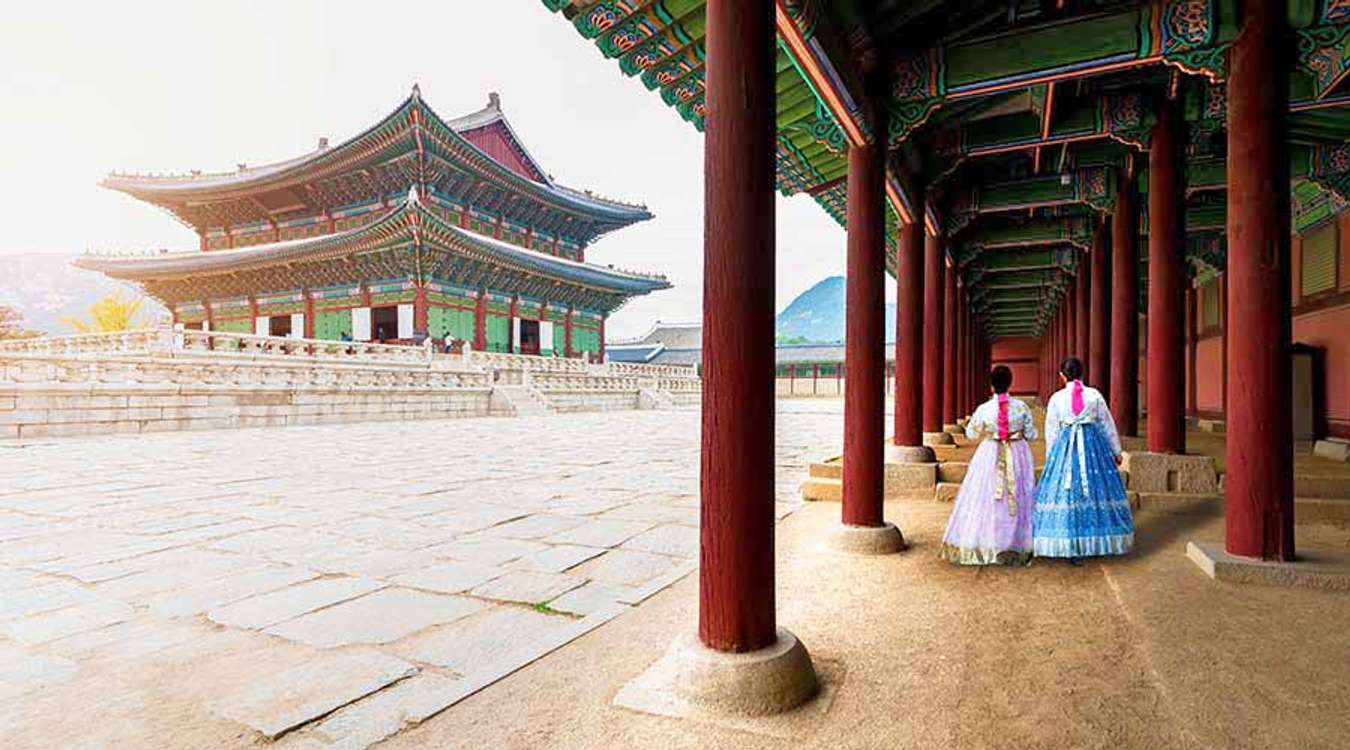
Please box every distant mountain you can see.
[775,276,895,344]
[0,254,166,335]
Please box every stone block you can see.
[1313,439,1350,462]
[1295,474,1350,498]
[210,650,417,739]
[883,461,938,491]
[390,562,505,594]
[1134,492,1221,511]
[208,577,385,630]
[800,477,841,502]
[469,570,586,604]
[264,588,486,647]
[807,460,842,480]
[1121,452,1219,494]
[935,482,960,503]
[938,462,968,483]
[1197,419,1226,433]
[1187,541,1350,591]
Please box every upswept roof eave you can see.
[416,96,653,224]
[101,95,418,198]
[76,197,669,296]
[409,199,669,294]
[102,90,654,229]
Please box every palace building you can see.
[78,87,668,358]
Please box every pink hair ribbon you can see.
[1071,379,1085,416]
[997,392,1010,440]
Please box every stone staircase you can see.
[490,385,553,417]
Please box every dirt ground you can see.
[386,480,1350,750]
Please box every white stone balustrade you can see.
[602,361,699,380]
[0,353,492,390]
[526,371,643,393]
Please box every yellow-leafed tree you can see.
[64,292,148,333]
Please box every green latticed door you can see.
[314,310,353,340]
[486,314,510,352]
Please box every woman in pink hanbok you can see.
[938,365,1037,566]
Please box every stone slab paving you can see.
[0,401,845,748]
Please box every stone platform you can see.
[800,458,936,502]
[1187,542,1350,591]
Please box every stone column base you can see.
[1121,452,1219,494]
[827,522,905,555]
[942,423,962,436]
[1313,439,1350,462]
[1197,419,1226,433]
[885,443,935,463]
[1187,542,1350,591]
[614,628,820,718]
[923,431,955,446]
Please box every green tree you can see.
[63,292,148,333]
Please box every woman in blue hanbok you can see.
[1032,357,1133,563]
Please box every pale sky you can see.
[0,2,891,339]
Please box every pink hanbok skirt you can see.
[937,437,1036,565]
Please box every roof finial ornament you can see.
[488,92,500,110]
[411,83,422,101]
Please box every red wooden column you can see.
[303,293,316,339]
[699,0,779,652]
[922,233,945,436]
[413,285,429,341]
[1225,0,1294,561]
[564,308,575,357]
[1111,166,1140,436]
[1090,216,1112,392]
[1147,101,1186,454]
[1076,250,1091,369]
[893,210,925,449]
[841,97,889,530]
[473,291,487,351]
[599,317,606,361]
[942,262,958,426]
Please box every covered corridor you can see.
[543,0,1350,727]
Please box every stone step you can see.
[1294,475,1350,499]
[1295,496,1350,524]
[938,462,968,483]
[801,460,939,502]
[801,477,841,502]
[1133,492,1223,511]
[935,482,960,503]
[808,460,842,480]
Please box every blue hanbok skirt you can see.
[1032,422,1133,557]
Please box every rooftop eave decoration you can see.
[101,87,653,232]
[76,194,669,298]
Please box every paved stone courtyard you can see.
[0,402,845,749]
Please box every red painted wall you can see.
[992,337,1039,396]
[1187,212,1350,438]
[459,123,546,183]
[1293,303,1350,437]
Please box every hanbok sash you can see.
[992,431,1025,516]
[1058,412,1095,496]
[991,395,1021,516]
